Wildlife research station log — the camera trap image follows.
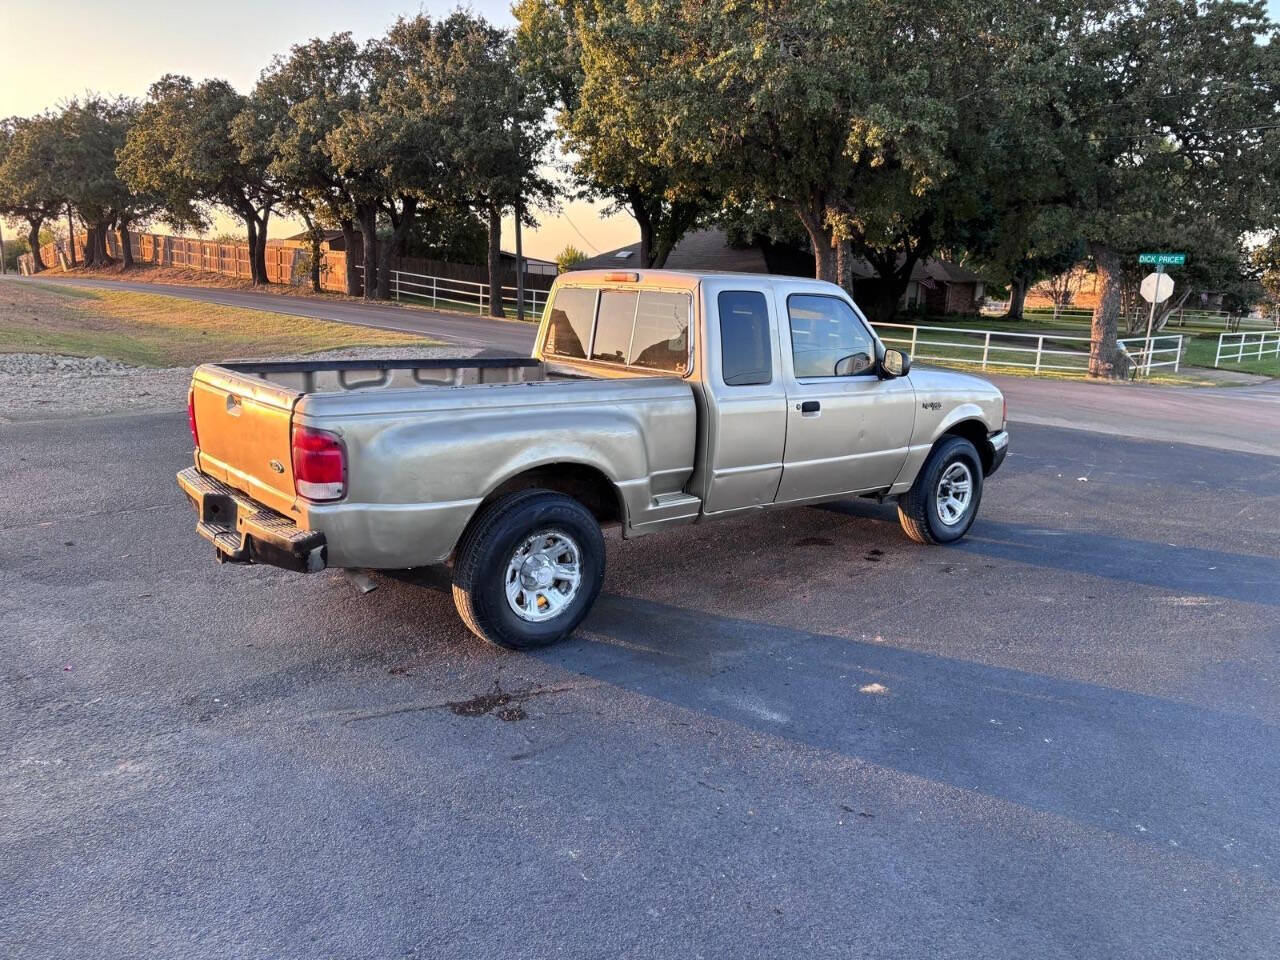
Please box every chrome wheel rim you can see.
[505,530,583,622]
[935,462,974,526]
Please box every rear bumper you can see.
[177,467,326,573]
[986,430,1009,476]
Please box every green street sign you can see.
[1138,252,1187,266]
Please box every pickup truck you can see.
[178,269,1008,648]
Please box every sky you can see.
[0,0,636,260]
[4,1,1280,259]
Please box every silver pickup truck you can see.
[178,269,1007,648]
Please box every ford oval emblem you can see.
[269,459,285,474]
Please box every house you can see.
[573,228,985,314]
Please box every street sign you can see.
[1139,271,1175,303]
[1138,252,1187,266]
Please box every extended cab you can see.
[178,270,1008,647]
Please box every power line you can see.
[560,209,601,254]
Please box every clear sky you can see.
[4,1,1279,258]
[0,1,636,260]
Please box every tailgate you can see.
[191,365,301,516]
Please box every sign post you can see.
[1136,253,1186,374]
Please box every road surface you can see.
[3,409,1278,959]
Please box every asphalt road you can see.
[4,408,1280,957]
[33,274,1280,457]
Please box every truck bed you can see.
[187,354,699,566]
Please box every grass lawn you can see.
[0,278,438,366]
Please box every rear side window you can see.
[591,290,638,364]
[718,291,772,385]
[544,287,595,360]
[629,291,691,373]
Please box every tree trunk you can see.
[1004,277,1027,320]
[27,220,46,272]
[66,205,77,266]
[310,233,322,293]
[339,219,360,296]
[1089,241,1124,379]
[834,239,854,295]
[243,217,258,282]
[356,204,379,300]
[118,223,134,268]
[377,196,418,300]
[251,211,270,285]
[795,203,835,283]
[486,202,503,317]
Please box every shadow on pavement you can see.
[546,590,1278,879]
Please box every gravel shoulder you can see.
[0,347,480,422]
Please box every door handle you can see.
[799,400,821,414]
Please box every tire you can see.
[452,489,605,649]
[897,436,984,545]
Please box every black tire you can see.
[452,489,605,649]
[897,436,984,545]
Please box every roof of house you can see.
[572,228,770,273]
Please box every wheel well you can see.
[942,419,994,473]
[483,463,623,525]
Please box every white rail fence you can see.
[1215,330,1280,365]
[873,322,1182,377]
[983,301,1278,332]
[355,265,548,317]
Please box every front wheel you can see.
[452,489,606,649]
[897,436,984,545]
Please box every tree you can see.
[515,0,715,268]
[1067,0,1279,376]
[564,0,1067,324]
[395,12,553,316]
[119,76,280,285]
[56,96,173,269]
[0,112,66,272]
[555,244,587,272]
[253,34,372,296]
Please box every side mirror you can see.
[881,348,911,378]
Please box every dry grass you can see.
[0,278,438,367]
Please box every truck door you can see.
[776,292,914,504]
[701,287,789,515]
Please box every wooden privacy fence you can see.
[23,230,554,301]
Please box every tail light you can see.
[1002,396,1008,428]
[187,390,200,448]
[291,425,346,502]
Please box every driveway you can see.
[3,408,1279,958]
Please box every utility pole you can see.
[0,218,7,275]
[515,196,525,324]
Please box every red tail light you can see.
[187,390,200,448]
[291,425,346,502]
[1002,396,1008,428]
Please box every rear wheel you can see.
[452,489,605,649]
[897,436,984,545]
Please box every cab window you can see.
[787,294,875,378]
[592,290,638,364]
[544,287,596,360]
[629,291,691,373]
[718,291,772,385]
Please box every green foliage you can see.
[555,244,587,271]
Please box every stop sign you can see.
[1140,271,1175,303]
